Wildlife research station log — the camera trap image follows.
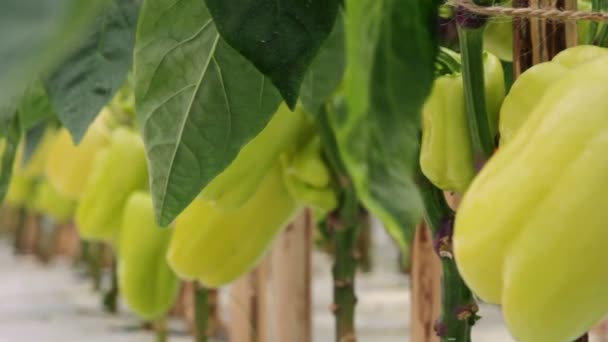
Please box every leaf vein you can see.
[157,33,221,219]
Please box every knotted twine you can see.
[450,0,608,22]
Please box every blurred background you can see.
[0,209,516,341]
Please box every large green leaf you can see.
[204,0,341,108]
[300,13,346,113]
[46,0,140,143]
[331,0,439,252]
[135,0,282,225]
[0,0,109,107]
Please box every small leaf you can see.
[0,0,109,107]
[331,0,439,252]
[135,0,282,225]
[46,0,140,143]
[300,13,346,113]
[204,0,341,108]
[18,81,55,132]
[0,115,21,203]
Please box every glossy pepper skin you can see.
[75,127,148,245]
[420,51,505,194]
[454,55,608,342]
[201,104,315,211]
[167,162,299,287]
[499,45,608,145]
[118,191,179,320]
[45,116,110,199]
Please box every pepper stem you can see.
[90,242,103,291]
[155,316,168,342]
[457,24,495,163]
[436,47,462,75]
[102,254,119,314]
[194,283,209,342]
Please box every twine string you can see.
[452,0,608,22]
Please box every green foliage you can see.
[22,122,48,165]
[0,116,21,202]
[204,0,341,108]
[46,0,140,143]
[3,0,445,258]
[330,0,439,253]
[300,13,346,113]
[18,81,55,132]
[0,0,109,107]
[134,0,282,225]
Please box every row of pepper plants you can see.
[3,0,608,341]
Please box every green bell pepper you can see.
[420,50,505,194]
[118,191,179,320]
[75,127,148,245]
[499,45,608,145]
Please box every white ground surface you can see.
[0,222,520,342]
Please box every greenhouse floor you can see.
[0,229,517,342]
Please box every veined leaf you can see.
[0,0,108,107]
[204,0,341,108]
[135,0,282,225]
[46,0,140,143]
[331,0,439,252]
[300,13,346,113]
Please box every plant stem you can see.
[90,242,103,291]
[356,212,372,273]
[588,0,601,44]
[417,171,478,342]
[12,207,26,255]
[317,105,363,342]
[194,283,208,342]
[597,23,608,47]
[155,316,168,342]
[457,13,495,164]
[75,239,90,269]
[103,255,119,314]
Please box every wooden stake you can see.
[270,209,313,342]
[513,0,577,77]
[410,222,442,342]
[228,256,270,342]
[513,0,534,77]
